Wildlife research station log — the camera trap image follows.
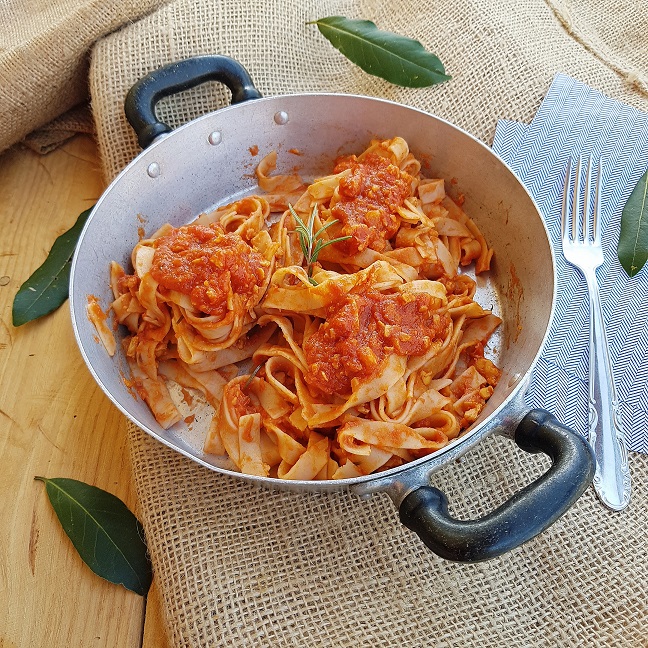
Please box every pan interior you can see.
[70,94,554,490]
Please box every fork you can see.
[561,156,631,511]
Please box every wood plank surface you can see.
[0,135,170,648]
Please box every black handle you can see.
[124,55,262,149]
[399,409,595,562]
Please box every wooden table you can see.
[0,135,170,648]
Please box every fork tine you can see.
[583,156,593,243]
[562,156,603,244]
[593,158,603,245]
[572,157,582,241]
[561,157,572,241]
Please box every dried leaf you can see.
[12,207,93,326]
[618,167,648,277]
[35,476,152,596]
[310,16,450,87]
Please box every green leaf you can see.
[288,205,311,259]
[319,235,352,248]
[309,16,450,88]
[307,203,318,239]
[314,220,339,238]
[12,206,93,326]
[311,238,325,263]
[618,167,648,277]
[35,476,152,596]
[289,206,305,228]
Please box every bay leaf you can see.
[618,167,648,277]
[35,476,152,596]
[310,16,450,88]
[12,206,93,326]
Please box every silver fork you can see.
[561,156,631,511]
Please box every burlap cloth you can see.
[0,0,170,154]
[85,1,648,646]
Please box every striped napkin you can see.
[492,73,648,453]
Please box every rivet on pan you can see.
[274,111,289,125]
[147,162,161,178]
[208,131,222,145]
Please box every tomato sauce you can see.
[150,223,267,317]
[226,382,259,420]
[331,153,412,255]
[304,287,450,395]
[117,273,140,295]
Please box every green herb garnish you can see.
[289,203,350,285]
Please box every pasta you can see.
[90,137,502,480]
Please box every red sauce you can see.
[86,294,108,323]
[331,153,412,255]
[304,287,450,396]
[150,223,267,317]
[472,352,501,387]
[439,274,475,299]
[229,383,258,419]
[118,273,140,294]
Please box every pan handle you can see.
[124,55,262,149]
[398,409,595,562]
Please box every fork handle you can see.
[584,269,632,510]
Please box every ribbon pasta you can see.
[91,137,502,480]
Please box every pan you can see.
[70,55,594,562]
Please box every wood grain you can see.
[0,136,170,648]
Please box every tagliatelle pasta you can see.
[90,137,502,480]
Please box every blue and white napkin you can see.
[492,73,648,453]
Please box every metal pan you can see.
[70,55,594,561]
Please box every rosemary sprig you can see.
[288,203,350,285]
